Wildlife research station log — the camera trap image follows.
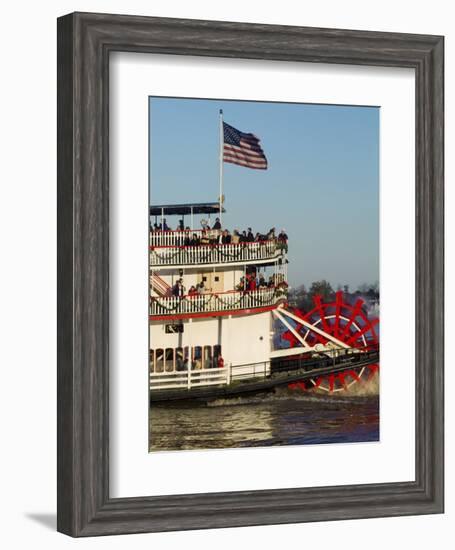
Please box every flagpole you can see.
[219,109,224,227]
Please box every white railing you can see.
[150,240,284,266]
[149,361,271,391]
[150,287,287,317]
[150,366,230,391]
[150,229,204,248]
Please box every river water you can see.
[149,377,379,452]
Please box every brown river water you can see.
[149,376,379,452]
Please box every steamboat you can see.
[149,202,379,403]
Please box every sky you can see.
[149,97,379,290]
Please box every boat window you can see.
[165,348,174,371]
[203,346,212,369]
[193,346,202,369]
[182,346,190,369]
[213,345,222,359]
[175,347,184,371]
[149,349,155,373]
[155,348,164,373]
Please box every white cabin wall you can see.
[150,310,272,366]
[221,311,271,366]
[150,317,220,350]
[152,266,246,293]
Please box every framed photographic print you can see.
[57,12,444,536]
[147,97,380,452]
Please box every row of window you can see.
[150,345,222,372]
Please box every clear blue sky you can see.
[149,97,379,290]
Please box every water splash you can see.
[206,373,379,408]
[343,372,379,396]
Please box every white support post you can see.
[219,109,224,226]
[273,309,312,349]
[188,318,193,389]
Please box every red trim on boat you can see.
[149,304,279,322]
[149,239,275,250]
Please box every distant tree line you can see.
[288,280,379,312]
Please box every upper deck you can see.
[149,286,287,320]
[149,201,288,268]
[150,230,286,267]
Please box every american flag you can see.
[223,121,268,170]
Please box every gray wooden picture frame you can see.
[57,12,444,537]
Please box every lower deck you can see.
[150,310,273,373]
[149,349,380,402]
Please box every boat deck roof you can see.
[150,202,225,216]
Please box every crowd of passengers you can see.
[151,350,225,371]
[166,272,287,298]
[150,217,288,247]
[176,354,224,371]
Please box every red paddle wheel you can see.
[282,291,379,393]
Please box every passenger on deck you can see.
[190,233,200,246]
[221,230,231,244]
[208,228,220,245]
[176,356,184,371]
[231,230,240,244]
[248,275,257,291]
[200,230,210,245]
[162,219,170,231]
[258,275,267,289]
[277,229,289,251]
[177,278,185,297]
[197,281,207,294]
[247,228,255,242]
[188,285,198,296]
[278,229,288,240]
[236,277,245,291]
[267,227,276,240]
[200,219,210,230]
[178,219,184,230]
[212,217,222,230]
[171,281,180,297]
[240,231,248,243]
